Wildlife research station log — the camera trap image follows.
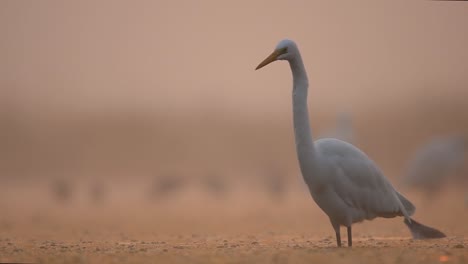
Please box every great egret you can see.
[402,136,466,196]
[255,39,446,247]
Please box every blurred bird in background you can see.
[402,136,467,198]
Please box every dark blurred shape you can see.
[402,136,467,196]
[148,174,187,201]
[89,180,107,205]
[334,113,354,143]
[200,173,229,199]
[51,178,74,203]
[320,113,354,144]
[261,168,288,202]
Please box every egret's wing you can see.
[316,138,414,219]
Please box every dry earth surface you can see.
[1,182,467,264]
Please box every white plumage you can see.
[256,39,445,247]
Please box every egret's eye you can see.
[278,47,288,55]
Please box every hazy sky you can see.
[2,1,468,118]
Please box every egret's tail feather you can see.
[404,218,446,239]
[396,192,416,216]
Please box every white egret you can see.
[403,136,466,195]
[255,39,446,247]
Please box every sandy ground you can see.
[1,235,467,264]
[1,181,467,264]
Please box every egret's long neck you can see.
[289,55,316,177]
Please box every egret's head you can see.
[255,39,298,70]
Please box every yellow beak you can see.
[255,49,283,70]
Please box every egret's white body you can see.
[256,39,445,247]
[403,136,466,194]
[306,139,413,225]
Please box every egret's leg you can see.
[347,226,352,247]
[335,230,342,247]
